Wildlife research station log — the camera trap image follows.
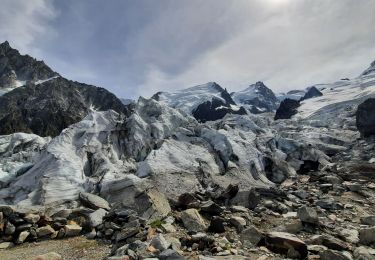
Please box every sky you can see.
[1,0,375,99]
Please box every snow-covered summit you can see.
[232,81,278,114]
[153,82,232,113]
[152,82,246,122]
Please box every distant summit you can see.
[232,81,279,114]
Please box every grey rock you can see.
[24,213,40,224]
[64,224,82,237]
[16,230,30,244]
[316,198,343,210]
[240,225,264,246]
[200,200,224,215]
[159,249,184,260]
[88,208,107,227]
[353,246,375,260]
[265,231,308,259]
[180,208,207,232]
[359,227,375,245]
[79,192,110,210]
[230,216,247,232]
[36,225,55,237]
[4,222,15,235]
[150,234,171,251]
[361,216,375,226]
[320,249,352,260]
[297,206,319,224]
[115,228,139,242]
[0,242,14,249]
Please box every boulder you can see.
[240,225,264,246]
[297,206,318,224]
[265,232,308,259]
[150,234,171,251]
[24,213,41,224]
[356,98,375,137]
[359,227,375,245]
[88,208,107,227]
[37,225,55,237]
[208,216,225,233]
[361,215,375,226]
[16,230,30,244]
[64,224,82,237]
[112,188,171,223]
[180,209,207,232]
[79,192,110,210]
[319,249,352,260]
[0,242,14,249]
[353,246,375,259]
[230,216,247,232]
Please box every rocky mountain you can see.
[0,44,375,259]
[231,81,279,114]
[0,41,58,94]
[152,82,246,122]
[0,42,130,137]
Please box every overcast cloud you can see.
[1,0,375,98]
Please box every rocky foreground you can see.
[0,133,375,260]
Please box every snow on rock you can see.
[232,81,279,114]
[295,72,375,128]
[152,82,246,122]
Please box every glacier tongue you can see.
[0,95,348,210]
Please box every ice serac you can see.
[232,81,279,114]
[0,41,58,94]
[152,82,246,122]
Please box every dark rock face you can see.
[301,86,323,101]
[274,99,300,120]
[0,41,58,88]
[356,98,375,137]
[192,98,247,123]
[0,77,130,137]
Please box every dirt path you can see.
[0,236,111,260]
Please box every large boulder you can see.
[265,232,308,259]
[356,98,375,137]
[79,192,110,211]
[180,209,207,232]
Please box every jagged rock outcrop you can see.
[274,99,300,120]
[232,81,279,114]
[300,86,323,101]
[356,98,375,137]
[0,41,58,90]
[0,77,130,137]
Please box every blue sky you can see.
[1,0,375,99]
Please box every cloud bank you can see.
[1,0,375,98]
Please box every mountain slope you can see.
[294,61,375,128]
[0,42,130,137]
[232,81,279,114]
[0,41,58,94]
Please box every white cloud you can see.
[0,0,57,53]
